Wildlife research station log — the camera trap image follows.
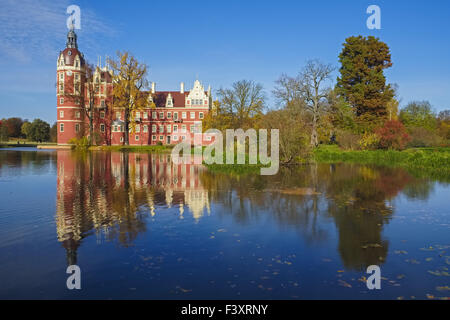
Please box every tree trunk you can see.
[124,108,129,145]
[310,109,319,147]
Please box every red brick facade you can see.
[57,29,213,146]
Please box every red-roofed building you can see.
[57,29,213,146]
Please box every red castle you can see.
[57,29,213,145]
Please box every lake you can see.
[0,148,449,299]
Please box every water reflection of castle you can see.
[56,150,210,264]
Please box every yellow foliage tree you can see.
[110,52,148,145]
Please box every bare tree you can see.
[217,80,265,129]
[273,60,334,147]
[299,60,334,147]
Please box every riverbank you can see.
[91,145,174,153]
[0,141,57,148]
[314,145,450,178]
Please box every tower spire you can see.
[66,26,78,49]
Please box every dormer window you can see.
[166,93,173,107]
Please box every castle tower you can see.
[56,27,86,144]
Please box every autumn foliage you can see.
[375,120,410,150]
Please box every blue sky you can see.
[0,0,449,124]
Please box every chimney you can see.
[180,82,184,94]
[151,82,155,94]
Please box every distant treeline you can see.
[0,117,56,143]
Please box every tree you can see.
[0,120,8,141]
[298,60,334,147]
[202,100,233,132]
[337,36,394,127]
[386,98,399,121]
[399,101,437,130]
[4,117,24,138]
[437,110,450,142]
[216,80,265,129]
[273,60,334,147]
[21,121,32,140]
[29,119,50,142]
[83,64,97,144]
[110,52,149,145]
[261,108,310,164]
[50,122,58,143]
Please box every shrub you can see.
[69,136,90,150]
[375,120,410,150]
[407,127,442,147]
[359,132,380,150]
[157,141,163,146]
[335,129,361,150]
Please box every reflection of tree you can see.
[55,151,210,265]
[200,163,424,270]
[0,150,56,175]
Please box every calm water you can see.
[0,148,449,299]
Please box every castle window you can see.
[143,112,148,119]
[143,125,148,133]
[75,74,79,80]
[190,125,194,133]
[173,125,178,133]
[60,123,64,132]
[60,73,64,80]
[159,112,164,119]
[167,125,171,133]
[60,84,64,92]
[152,135,156,141]
[136,124,140,133]
[60,111,64,118]
[159,136,164,141]
[181,125,186,133]
[152,111,157,119]
[174,112,178,120]
[152,125,156,133]
[75,60,79,68]
[173,135,178,141]
[101,100,105,108]
[182,112,186,119]
[159,125,164,133]
[60,98,64,104]
[135,135,139,141]
[167,112,172,119]
[113,125,118,132]
[116,111,121,120]
[100,111,105,119]
[199,112,204,119]
[190,112,195,119]
[100,124,105,132]
[75,124,80,133]
[75,111,80,118]
[120,137,124,143]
